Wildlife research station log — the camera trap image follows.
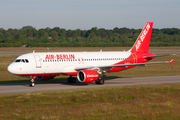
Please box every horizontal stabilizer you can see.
[143,54,175,59]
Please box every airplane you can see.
[7,22,174,87]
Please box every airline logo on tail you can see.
[135,23,151,51]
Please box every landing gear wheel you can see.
[29,82,35,87]
[67,76,76,83]
[72,77,76,83]
[67,77,71,83]
[29,77,35,87]
[99,79,104,85]
[95,78,104,85]
[95,80,100,84]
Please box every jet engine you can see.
[77,70,99,83]
[36,76,55,80]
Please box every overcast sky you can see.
[0,0,179,30]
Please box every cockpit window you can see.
[14,59,29,63]
[22,59,25,63]
[25,59,29,63]
[15,59,21,62]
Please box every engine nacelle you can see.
[77,70,99,83]
[36,76,55,80]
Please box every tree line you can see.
[0,26,180,47]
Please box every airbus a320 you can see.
[7,22,174,87]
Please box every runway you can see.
[0,75,180,94]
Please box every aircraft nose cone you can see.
[7,64,16,74]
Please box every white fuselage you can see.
[7,51,132,76]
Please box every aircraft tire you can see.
[95,79,104,85]
[67,77,76,83]
[72,77,76,83]
[99,79,104,85]
[95,80,100,84]
[29,82,35,87]
[67,77,71,83]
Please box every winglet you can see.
[169,59,174,65]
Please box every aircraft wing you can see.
[75,59,174,71]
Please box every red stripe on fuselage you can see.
[17,73,62,77]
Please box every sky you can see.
[0,0,180,30]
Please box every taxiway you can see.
[0,75,179,94]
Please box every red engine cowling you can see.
[77,70,99,83]
[36,76,55,80]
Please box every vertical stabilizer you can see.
[130,22,153,53]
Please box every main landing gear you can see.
[67,76,76,83]
[29,76,35,87]
[95,78,104,85]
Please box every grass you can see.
[0,84,180,119]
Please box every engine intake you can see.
[77,70,99,83]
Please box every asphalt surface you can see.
[0,51,180,55]
[0,75,180,94]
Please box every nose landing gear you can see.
[29,76,36,87]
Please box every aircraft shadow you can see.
[0,80,90,87]
[0,76,130,87]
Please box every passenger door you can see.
[34,55,42,68]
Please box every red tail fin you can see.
[130,22,153,53]
[169,59,174,65]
